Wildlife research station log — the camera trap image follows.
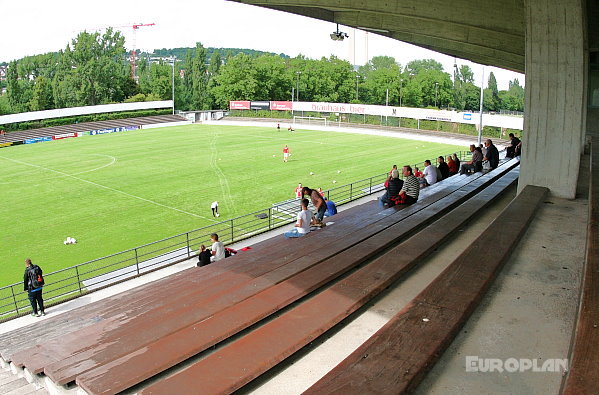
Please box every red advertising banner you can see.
[270,101,293,111]
[52,133,78,140]
[229,101,251,110]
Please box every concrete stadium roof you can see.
[228,0,525,73]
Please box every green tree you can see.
[211,53,258,108]
[53,28,131,107]
[483,72,501,111]
[30,76,54,111]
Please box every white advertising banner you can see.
[292,101,523,130]
[0,100,174,125]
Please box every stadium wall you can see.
[229,100,523,130]
[0,100,174,125]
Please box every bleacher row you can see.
[1,145,597,394]
[0,157,558,395]
[0,115,187,144]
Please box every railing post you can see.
[268,208,272,230]
[369,177,372,194]
[134,248,140,275]
[230,219,234,242]
[350,184,353,201]
[186,232,191,258]
[11,286,19,314]
[75,266,83,294]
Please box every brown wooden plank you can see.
[305,185,548,394]
[561,136,599,395]
[0,170,477,363]
[30,168,499,381]
[44,173,487,385]
[77,171,518,394]
[133,169,520,395]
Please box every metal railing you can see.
[0,150,470,321]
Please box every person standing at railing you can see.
[295,183,303,199]
[23,259,45,317]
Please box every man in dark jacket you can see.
[506,133,521,158]
[197,245,212,267]
[379,169,403,207]
[23,258,45,317]
[437,156,450,180]
[484,139,500,169]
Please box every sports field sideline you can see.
[0,123,463,284]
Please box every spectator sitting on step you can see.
[414,166,423,178]
[506,133,521,158]
[392,165,419,205]
[324,197,337,217]
[452,153,461,172]
[447,155,458,176]
[483,139,499,170]
[210,233,225,262]
[302,186,327,226]
[197,245,212,267]
[437,156,450,180]
[379,169,404,208]
[419,160,438,187]
[460,145,483,175]
[284,198,314,238]
[384,165,398,188]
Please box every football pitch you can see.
[0,124,463,285]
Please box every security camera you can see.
[330,24,349,41]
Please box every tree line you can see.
[0,29,525,117]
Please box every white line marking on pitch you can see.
[0,155,217,222]
[0,154,118,185]
[209,132,237,215]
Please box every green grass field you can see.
[0,124,462,285]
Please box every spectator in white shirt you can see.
[210,233,225,262]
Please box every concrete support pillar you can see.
[519,0,586,198]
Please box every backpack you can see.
[30,265,44,288]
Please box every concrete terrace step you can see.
[0,367,47,395]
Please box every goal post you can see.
[292,116,327,127]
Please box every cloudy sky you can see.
[1,0,523,90]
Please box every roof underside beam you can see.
[229,0,526,73]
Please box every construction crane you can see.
[84,23,156,81]
[128,23,156,81]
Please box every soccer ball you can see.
[273,155,276,157]
[332,180,337,183]
[310,172,314,175]
[337,170,341,173]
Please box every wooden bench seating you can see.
[304,184,548,394]
[0,160,519,394]
[134,166,523,395]
[40,168,513,388]
[0,174,462,366]
[560,136,599,394]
